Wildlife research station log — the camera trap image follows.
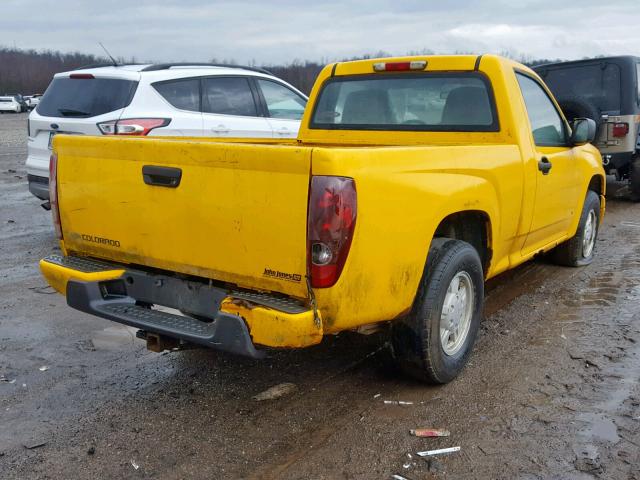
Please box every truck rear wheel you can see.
[553,190,600,266]
[391,238,483,384]
[630,156,640,202]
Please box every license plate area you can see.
[48,131,56,150]
[48,131,75,150]
[99,270,229,320]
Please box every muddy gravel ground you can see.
[1,112,640,480]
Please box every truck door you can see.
[517,72,580,255]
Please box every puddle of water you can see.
[619,221,640,228]
[577,412,620,443]
[92,325,138,350]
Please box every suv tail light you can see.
[612,122,629,138]
[97,118,171,136]
[307,176,357,288]
[49,153,62,240]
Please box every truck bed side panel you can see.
[310,144,524,331]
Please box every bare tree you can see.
[0,47,104,94]
[1,45,562,97]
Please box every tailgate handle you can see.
[142,165,182,188]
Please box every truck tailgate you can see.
[55,136,311,298]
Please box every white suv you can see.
[26,94,43,109]
[0,96,22,113]
[26,63,308,200]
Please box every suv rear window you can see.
[37,77,138,118]
[540,63,621,113]
[310,73,498,131]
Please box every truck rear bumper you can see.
[40,255,323,357]
[66,279,266,358]
[27,174,50,200]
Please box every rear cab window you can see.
[310,73,498,131]
[37,76,138,118]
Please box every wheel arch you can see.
[587,174,605,196]
[432,210,493,275]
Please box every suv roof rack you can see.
[73,63,145,71]
[140,63,272,75]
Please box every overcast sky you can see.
[1,0,639,65]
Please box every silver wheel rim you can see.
[440,271,474,356]
[582,210,597,258]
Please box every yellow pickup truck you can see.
[40,55,605,383]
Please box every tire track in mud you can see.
[237,198,640,480]
[237,277,564,478]
[2,125,640,480]
[440,199,640,479]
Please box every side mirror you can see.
[570,118,596,146]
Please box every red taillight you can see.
[49,153,62,240]
[69,73,94,79]
[612,122,629,138]
[307,176,357,288]
[97,118,171,136]
[373,61,427,72]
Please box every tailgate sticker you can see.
[263,268,302,283]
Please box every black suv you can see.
[534,56,640,199]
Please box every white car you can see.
[26,63,308,200]
[0,96,22,113]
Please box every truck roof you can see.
[328,54,536,77]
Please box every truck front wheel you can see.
[553,190,600,266]
[391,238,483,384]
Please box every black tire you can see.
[553,190,600,267]
[391,238,484,384]
[556,96,601,126]
[629,156,640,202]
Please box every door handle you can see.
[538,156,552,175]
[275,127,290,135]
[212,124,230,134]
[142,165,182,188]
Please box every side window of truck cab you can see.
[637,63,640,105]
[516,73,568,146]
